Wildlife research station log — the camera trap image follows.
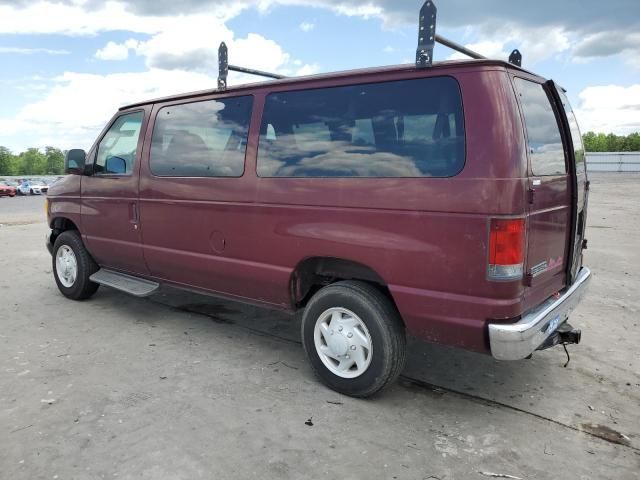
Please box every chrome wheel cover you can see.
[313,307,373,379]
[55,245,78,288]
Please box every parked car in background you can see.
[18,181,48,195]
[0,182,17,197]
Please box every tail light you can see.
[487,218,525,281]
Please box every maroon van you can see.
[46,18,591,396]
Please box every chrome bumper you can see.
[488,267,592,360]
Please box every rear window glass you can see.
[514,78,566,176]
[557,89,585,173]
[257,76,465,178]
[150,96,252,177]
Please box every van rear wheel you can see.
[301,281,406,398]
[52,230,99,300]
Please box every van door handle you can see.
[129,202,139,223]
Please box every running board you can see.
[90,269,159,297]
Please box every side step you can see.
[90,269,159,297]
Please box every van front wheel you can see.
[301,281,406,398]
[52,230,99,300]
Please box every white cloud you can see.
[447,40,508,61]
[0,6,317,151]
[0,69,218,151]
[0,46,69,55]
[0,1,243,36]
[95,41,131,61]
[574,85,640,135]
[299,21,314,32]
[295,63,320,76]
[445,25,570,65]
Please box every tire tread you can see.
[302,280,406,398]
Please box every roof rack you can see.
[217,0,523,89]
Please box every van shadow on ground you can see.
[125,284,638,451]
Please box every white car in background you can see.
[18,181,49,195]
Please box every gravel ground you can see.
[0,174,638,479]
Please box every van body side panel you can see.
[248,69,528,353]
[136,67,528,353]
[48,175,83,230]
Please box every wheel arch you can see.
[289,256,400,315]
[49,216,80,249]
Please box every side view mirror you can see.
[65,149,86,175]
[105,156,127,175]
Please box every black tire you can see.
[301,281,406,398]
[52,230,100,300]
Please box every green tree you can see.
[45,146,65,175]
[582,132,597,152]
[0,146,18,176]
[19,148,47,175]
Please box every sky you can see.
[0,0,639,153]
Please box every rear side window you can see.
[150,96,252,177]
[257,76,465,178]
[514,78,566,176]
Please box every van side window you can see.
[257,76,465,178]
[514,78,566,176]
[95,111,144,175]
[150,96,253,177]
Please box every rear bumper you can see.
[488,266,592,360]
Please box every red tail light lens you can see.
[488,218,525,281]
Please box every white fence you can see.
[586,153,640,173]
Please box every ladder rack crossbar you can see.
[228,65,286,80]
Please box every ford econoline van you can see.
[46,55,591,397]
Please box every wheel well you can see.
[290,257,395,310]
[49,217,79,245]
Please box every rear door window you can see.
[150,96,252,177]
[514,78,566,176]
[257,76,465,178]
[557,89,585,173]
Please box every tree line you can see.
[1,131,639,176]
[0,146,65,176]
[582,132,640,153]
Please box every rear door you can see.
[513,78,571,305]
[550,84,588,284]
